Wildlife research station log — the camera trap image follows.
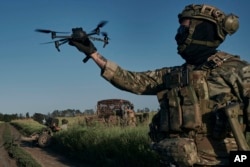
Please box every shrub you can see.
[52,125,160,167]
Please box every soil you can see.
[0,123,18,167]
[0,123,90,167]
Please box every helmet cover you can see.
[178,4,239,41]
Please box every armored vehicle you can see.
[85,99,137,126]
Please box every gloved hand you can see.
[68,28,97,56]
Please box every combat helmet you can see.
[177,4,239,52]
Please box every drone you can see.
[35,21,109,63]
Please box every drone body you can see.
[35,21,109,63]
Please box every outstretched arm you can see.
[90,51,107,69]
[69,36,169,95]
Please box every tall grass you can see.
[11,115,161,167]
[52,125,160,167]
[11,119,46,135]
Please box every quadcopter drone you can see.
[35,21,109,63]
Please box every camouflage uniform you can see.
[68,3,250,167]
[101,50,250,166]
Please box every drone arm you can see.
[54,39,69,52]
[88,36,103,41]
[52,35,72,39]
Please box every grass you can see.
[2,123,42,167]
[11,115,161,167]
[51,125,160,167]
[8,111,250,167]
[11,119,46,135]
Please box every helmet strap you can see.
[191,39,221,47]
[178,19,221,54]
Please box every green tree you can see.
[26,112,30,118]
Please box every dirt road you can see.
[0,123,18,167]
[0,123,89,167]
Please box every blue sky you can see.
[1,0,249,115]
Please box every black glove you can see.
[69,28,97,56]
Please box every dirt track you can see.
[0,123,18,167]
[0,123,89,167]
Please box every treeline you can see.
[49,107,152,117]
[0,112,32,122]
[0,107,155,122]
[49,109,94,117]
[0,109,92,122]
[0,113,19,122]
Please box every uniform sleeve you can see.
[101,60,170,95]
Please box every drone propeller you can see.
[90,20,108,35]
[40,38,69,52]
[101,32,110,39]
[40,38,68,44]
[35,29,70,39]
[101,32,109,48]
[35,29,69,34]
[97,20,108,28]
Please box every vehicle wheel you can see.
[38,133,51,147]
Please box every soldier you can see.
[69,4,250,167]
[124,105,136,126]
[61,118,68,130]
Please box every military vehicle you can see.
[85,99,149,126]
[20,113,61,147]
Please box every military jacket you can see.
[101,51,250,127]
[101,51,250,165]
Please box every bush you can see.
[52,125,160,167]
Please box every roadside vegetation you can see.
[11,119,46,135]
[9,113,250,167]
[52,125,160,167]
[1,123,41,167]
[11,115,161,167]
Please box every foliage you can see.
[51,109,82,117]
[11,119,46,135]
[2,123,42,167]
[51,125,160,167]
[0,113,19,122]
[10,113,160,167]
